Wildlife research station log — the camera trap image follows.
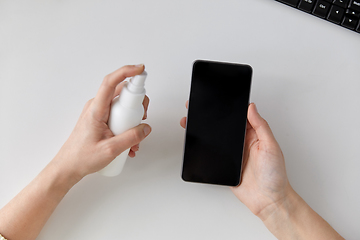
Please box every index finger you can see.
[93,64,145,121]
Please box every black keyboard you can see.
[275,0,360,33]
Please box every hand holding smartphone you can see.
[182,60,252,186]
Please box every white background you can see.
[1,0,359,239]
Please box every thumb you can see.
[247,103,276,143]
[105,124,152,157]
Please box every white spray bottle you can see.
[98,71,147,177]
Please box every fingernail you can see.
[135,64,144,68]
[143,125,151,136]
[252,103,258,113]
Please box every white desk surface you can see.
[1,0,359,239]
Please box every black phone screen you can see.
[182,60,252,186]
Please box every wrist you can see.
[256,184,298,221]
[259,186,344,240]
[44,157,83,193]
[258,185,303,237]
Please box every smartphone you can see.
[182,60,252,186]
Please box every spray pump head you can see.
[127,71,147,93]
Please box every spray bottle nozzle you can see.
[128,71,147,93]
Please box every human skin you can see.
[0,71,344,240]
[180,102,344,240]
[0,64,152,240]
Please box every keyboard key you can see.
[327,5,345,23]
[313,0,332,18]
[346,8,360,18]
[356,21,360,31]
[299,0,316,12]
[349,0,360,12]
[276,0,300,7]
[333,0,349,8]
[341,16,359,29]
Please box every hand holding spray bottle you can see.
[98,71,148,177]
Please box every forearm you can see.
[261,187,344,240]
[0,159,80,240]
